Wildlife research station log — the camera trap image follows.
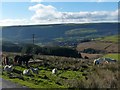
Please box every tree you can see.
[21,44,34,55]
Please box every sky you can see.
[0,0,119,26]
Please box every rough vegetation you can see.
[2,53,120,88]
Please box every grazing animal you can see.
[104,58,117,63]
[23,69,31,75]
[52,68,57,74]
[94,59,100,65]
[30,67,39,74]
[94,58,115,65]
[14,55,34,67]
[2,55,9,65]
[4,65,13,72]
[14,55,21,65]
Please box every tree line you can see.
[2,44,82,58]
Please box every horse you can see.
[2,54,9,65]
[14,54,34,67]
[14,55,21,65]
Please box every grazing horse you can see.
[14,55,21,65]
[14,55,34,67]
[2,54,9,65]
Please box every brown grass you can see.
[76,41,119,53]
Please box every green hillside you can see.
[103,53,120,60]
[96,35,120,43]
[2,23,118,45]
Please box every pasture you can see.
[103,53,120,60]
[2,53,120,88]
[96,35,120,43]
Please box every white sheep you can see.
[52,68,57,74]
[23,68,39,75]
[94,58,111,65]
[94,59,100,65]
[23,69,31,75]
[4,65,13,72]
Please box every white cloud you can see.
[0,3,118,26]
[29,4,62,22]
[29,4,118,24]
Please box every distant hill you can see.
[2,23,118,46]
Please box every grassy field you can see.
[103,53,120,60]
[2,65,85,88]
[2,53,120,88]
[96,35,120,43]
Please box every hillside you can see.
[95,35,120,43]
[77,41,119,53]
[76,34,120,53]
[2,23,118,46]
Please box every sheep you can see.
[30,67,39,74]
[94,58,112,65]
[103,58,117,64]
[23,68,39,75]
[94,59,100,65]
[4,65,13,72]
[52,68,57,74]
[23,69,31,75]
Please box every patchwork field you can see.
[76,41,119,53]
[96,35,120,43]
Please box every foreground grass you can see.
[2,66,85,88]
[103,53,120,60]
[2,53,119,88]
[2,73,66,88]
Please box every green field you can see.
[2,65,85,88]
[96,35,120,43]
[103,53,120,60]
[65,28,97,36]
[2,53,119,88]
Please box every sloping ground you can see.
[105,44,119,53]
[2,23,118,44]
[81,53,102,59]
[2,53,119,88]
[96,35,120,43]
[76,41,119,53]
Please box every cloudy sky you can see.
[0,0,119,26]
